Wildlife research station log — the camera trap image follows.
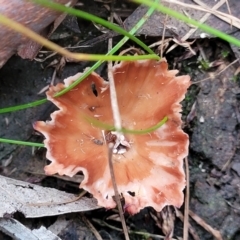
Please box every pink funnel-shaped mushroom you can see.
[34,59,190,214]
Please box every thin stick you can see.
[92,217,176,239]
[160,13,169,58]
[165,0,226,53]
[27,190,87,206]
[108,143,129,240]
[163,0,237,28]
[175,208,200,240]
[80,213,103,240]
[183,157,190,240]
[193,59,238,84]
[225,0,232,28]
[193,0,237,27]
[107,0,122,131]
[189,210,223,240]
[107,3,129,240]
[107,48,122,131]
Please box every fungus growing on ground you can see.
[34,59,190,214]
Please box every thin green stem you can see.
[83,115,168,134]
[134,0,240,47]
[0,2,159,112]
[31,0,155,54]
[0,0,160,147]
[0,138,44,147]
[86,54,158,61]
[0,116,167,147]
[0,13,157,62]
[0,99,47,113]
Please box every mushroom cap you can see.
[34,59,191,214]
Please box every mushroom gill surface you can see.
[34,59,190,214]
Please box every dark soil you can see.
[0,1,240,240]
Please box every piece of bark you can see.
[0,0,76,68]
[0,218,61,240]
[0,218,39,240]
[0,175,100,218]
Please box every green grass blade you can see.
[0,0,162,147]
[0,99,47,113]
[0,1,159,113]
[31,0,155,54]
[87,54,158,61]
[134,0,240,47]
[0,12,157,61]
[83,115,168,134]
[0,116,167,147]
[0,138,44,147]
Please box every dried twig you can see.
[160,9,169,58]
[225,0,232,28]
[107,3,129,240]
[189,210,223,240]
[107,55,122,131]
[175,209,200,240]
[165,0,226,53]
[80,213,103,240]
[27,190,87,207]
[163,0,239,29]
[193,0,240,29]
[92,218,177,240]
[193,59,238,84]
[183,157,190,240]
[107,144,129,240]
